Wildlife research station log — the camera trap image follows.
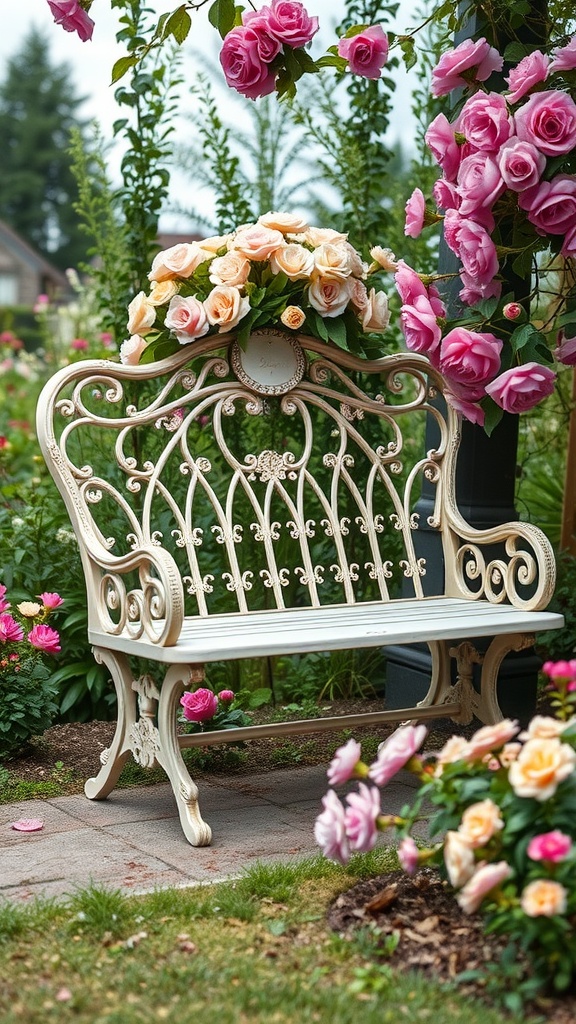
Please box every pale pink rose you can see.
[508,736,576,801]
[307,277,351,318]
[433,178,460,211]
[46,0,94,41]
[499,742,522,767]
[327,738,362,786]
[119,335,147,365]
[204,286,251,332]
[28,624,61,653]
[514,90,576,155]
[370,246,397,271]
[38,592,64,609]
[315,790,350,863]
[208,251,251,287]
[231,224,284,261]
[313,242,354,280]
[485,362,556,414]
[180,687,218,723]
[521,174,576,235]
[281,305,306,329]
[425,113,462,181]
[344,782,382,853]
[431,37,503,98]
[394,260,428,305]
[348,278,369,312]
[521,879,567,917]
[368,724,427,787]
[554,332,576,365]
[457,861,512,914]
[527,830,572,863]
[505,50,550,104]
[240,12,282,62]
[457,152,506,217]
[149,242,211,282]
[148,280,179,306]
[405,188,426,238]
[362,288,390,333]
[459,271,502,307]
[444,830,476,888]
[398,837,419,875]
[219,27,276,100]
[127,292,156,336]
[258,211,310,234]
[271,243,313,283]
[165,296,210,341]
[439,328,502,387]
[267,0,319,47]
[497,137,546,192]
[458,91,512,152]
[457,222,500,288]
[305,227,348,247]
[465,719,520,760]
[399,295,442,357]
[503,301,523,320]
[338,25,389,80]
[519,715,569,740]
[550,36,576,72]
[459,799,504,848]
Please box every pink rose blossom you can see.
[458,91,512,152]
[344,783,382,853]
[542,659,576,680]
[457,861,512,914]
[217,689,235,703]
[549,36,576,73]
[315,790,350,863]
[527,830,572,863]
[232,224,284,261]
[46,0,94,42]
[241,12,282,62]
[404,188,426,238]
[457,152,506,217]
[0,613,24,643]
[485,362,556,413]
[38,592,64,609]
[327,738,362,786]
[497,137,546,192]
[521,174,576,235]
[445,391,485,426]
[465,719,520,760]
[425,113,462,181]
[562,223,576,258]
[338,25,389,80]
[514,90,576,155]
[369,724,427,787]
[27,624,61,653]
[503,302,523,321]
[459,272,502,308]
[428,283,446,319]
[398,836,419,875]
[433,178,460,211]
[505,50,550,104]
[400,296,443,358]
[266,0,319,47]
[220,27,277,100]
[439,328,502,388]
[554,332,576,364]
[165,296,210,341]
[394,260,428,305]
[456,221,500,288]
[431,37,503,98]
[180,688,218,723]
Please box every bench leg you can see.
[155,664,212,847]
[475,632,536,725]
[84,647,137,800]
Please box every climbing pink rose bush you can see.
[316,659,576,1002]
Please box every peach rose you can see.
[499,742,522,767]
[370,245,398,271]
[456,861,512,914]
[508,737,576,801]
[270,244,315,280]
[349,278,369,311]
[199,233,233,253]
[148,280,179,305]
[119,335,147,365]
[209,251,251,287]
[464,719,520,760]
[458,799,503,847]
[519,715,568,741]
[435,734,470,770]
[308,277,351,318]
[362,288,390,332]
[258,211,310,234]
[148,242,211,282]
[444,830,476,888]
[313,242,354,280]
[127,291,156,336]
[305,226,348,247]
[204,286,251,332]
[230,224,284,261]
[520,879,567,917]
[281,305,306,329]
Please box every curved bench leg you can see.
[155,664,212,847]
[84,647,137,800]
[476,632,536,725]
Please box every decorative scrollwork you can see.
[286,519,315,539]
[246,449,297,481]
[330,563,359,583]
[365,561,394,580]
[212,524,243,544]
[399,558,427,578]
[455,539,539,606]
[172,527,204,548]
[260,568,290,588]
[251,521,281,542]
[222,570,253,592]
[295,565,325,585]
[128,718,160,768]
[183,574,214,595]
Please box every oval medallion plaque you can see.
[231,329,306,395]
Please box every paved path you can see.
[0,765,420,902]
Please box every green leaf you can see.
[111,55,139,85]
[208,0,236,38]
[510,323,539,352]
[164,6,191,44]
[326,318,349,349]
[315,54,348,71]
[59,680,87,715]
[503,41,531,63]
[481,396,504,437]
[476,296,500,319]
[398,36,417,71]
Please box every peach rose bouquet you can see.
[120,212,392,364]
[315,660,576,1006]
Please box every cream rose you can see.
[258,211,310,234]
[520,879,567,917]
[164,295,209,341]
[362,288,390,332]
[464,719,520,760]
[17,601,42,617]
[370,245,398,271]
[305,226,348,247]
[499,742,522,767]
[444,830,476,888]
[308,278,351,318]
[349,278,369,311]
[199,233,233,253]
[313,242,354,280]
[281,305,306,330]
[209,251,251,287]
[148,242,211,282]
[204,286,251,332]
[230,225,284,261]
[148,280,179,306]
[270,244,315,280]
[458,799,503,848]
[519,715,568,741]
[127,291,156,336]
[508,736,576,801]
[119,335,147,365]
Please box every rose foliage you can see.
[316,662,576,1005]
[179,686,252,733]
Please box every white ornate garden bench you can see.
[37,329,563,845]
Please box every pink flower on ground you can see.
[458,91,512,152]
[527,830,572,863]
[217,689,235,703]
[465,719,520,760]
[344,783,382,853]
[514,90,576,156]
[338,25,389,80]
[497,138,546,192]
[404,188,426,238]
[439,328,502,388]
[431,37,503,98]
[180,688,218,723]
[38,592,64,609]
[46,0,94,42]
[220,27,277,100]
[28,624,61,653]
[369,724,427,787]
[503,302,523,320]
[327,738,363,786]
[266,0,319,48]
[315,790,350,863]
[485,362,556,414]
[399,295,442,358]
[505,50,550,104]
[425,113,462,181]
[398,836,419,875]
[457,861,512,914]
[0,613,24,643]
[549,36,576,73]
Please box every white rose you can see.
[209,252,251,287]
[270,244,315,280]
[258,211,310,234]
[313,242,354,281]
[443,830,475,888]
[148,242,211,282]
[127,292,156,336]
[362,288,390,332]
[307,278,351,318]
[204,286,251,332]
[305,226,348,247]
[119,335,147,365]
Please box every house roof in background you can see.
[0,219,70,289]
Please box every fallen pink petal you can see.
[10,818,44,832]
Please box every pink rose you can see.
[439,328,502,388]
[180,687,218,723]
[457,861,512,914]
[459,271,501,307]
[562,224,576,258]
[445,390,485,426]
[554,331,576,365]
[425,113,462,181]
[431,37,503,98]
[217,689,235,703]
[428,283,446,318]
[486,362,556,413]
[267,0,318,47]
[327,738,363,786]
[497,137,546,192]
[315,790,350,863]
[404,188,426,238]
[394,260,428,305]
[454,220,500,287]
[46,0,94,41]
[338,25,389,80]
[505,50,550,104]
[38,592,64,609]
[220,26,276,100]
[400,295,443,357]
[433,178,460,211]
[458,91,512,152]
[521,174,576,235]
[464,719,520,759]
[503,302,523,320]
[231,224,284,260]
[457,152,506,217]
[0,613,24,643]
[368,724,427,787]
[241,12,282,62]
[165,296,210,341]
[549,36,576,72]
[514,90,576,155]
[28,624,61,654]
[527,830,572,863]
[398,836,419,875]
[344,783,382,853]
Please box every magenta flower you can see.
[217,689,235,703]
[431,37,503,98]
[369,724,427,787]
[0,583,9,614]
[398,836,419,875]
[180,687,218,723]
[266,0,319,48]
[527,830,572,863]
[220,26,277,100]
[38,592,64,610]
[485,362,556,414]
[0,613,24,643]
[439,328,502,389]
[344,783,382,853]
[314,790,350,864]
[404,188,426,238]
[338,25,389,80]
[327,738,362,786]
[505,50,549,104]
[399,295,443,358]
[46,0,94,42]
[514,90,576,157]
[28,624,61,654]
